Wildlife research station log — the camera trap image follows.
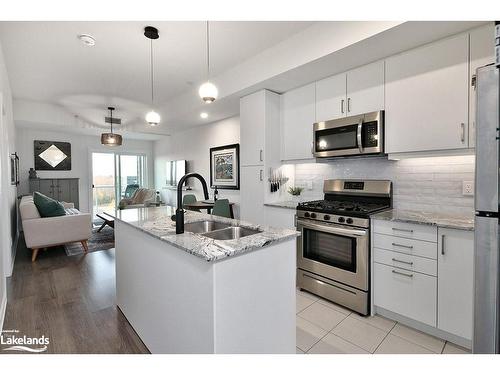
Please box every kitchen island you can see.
[109,205,298,354]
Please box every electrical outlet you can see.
[463,180,474,196]
[306,181,313,190]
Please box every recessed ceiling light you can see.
[78,34,96,46]
[200,112,208,119]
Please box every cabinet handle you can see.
[391,227,413,233]
[441,234,445,255]
[460,123,465,143]
[341,99,345,114]
[259,149,263,162]
[392,258,414,266]
[392,269,413,278]
[347,97,351,112]
[392,242,414,250]
[259,169,263,181]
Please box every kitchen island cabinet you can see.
[111,206,298,353]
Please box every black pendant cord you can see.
[109,108,114,134]
[206,20,210,80]
[150,38,154,105]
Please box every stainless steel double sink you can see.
[183,220,262,240]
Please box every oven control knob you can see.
[323,215,331,221]
[304,212,310,218]
[310,213,317,219]
[346,218,354,224]
[338,217,345,223]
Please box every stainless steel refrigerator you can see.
[474,60,500,353]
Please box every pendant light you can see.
[101,107,123,146]
[199,21,218,103]
[144,26,160,126]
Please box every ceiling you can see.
[0,21,314,138]
[0,21,485,140]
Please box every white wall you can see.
[0,40,17,326]
[154,116,240,217]
[16,127,155,215]
[293,155,475,216]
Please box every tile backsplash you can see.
[292,155,475,215]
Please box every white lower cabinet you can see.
[437,228,474,340]
[373,219,474,342]
[264,206,296,229]
[374,262,437,326]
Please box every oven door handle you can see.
[297,219,368,237]
[357,118,363,153]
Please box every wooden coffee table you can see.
[96,212,115,232]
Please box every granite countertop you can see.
[370,209,474,231]
[264,201,299,209]
[107,205,299,262]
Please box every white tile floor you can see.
[296,289,471,354]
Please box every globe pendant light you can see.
[144,26,160,126]
[199,21,218,103]
[101,107,123,146]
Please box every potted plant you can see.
[287,186,304,202]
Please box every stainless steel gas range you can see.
[296,179,392,315]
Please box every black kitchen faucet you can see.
[175,173,210,234]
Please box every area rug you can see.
[64,226,115,256]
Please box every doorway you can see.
[91,152,147,223]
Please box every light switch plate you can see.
[463,180,474,196]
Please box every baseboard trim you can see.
[0,292,6,332]
[8,232,19,277]
[375,306,472,350]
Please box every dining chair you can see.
[183,194,200,212]
[212,199,231,218]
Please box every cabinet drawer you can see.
[373,233,437,259]
[374,263,437,327]
[374,247,437,276]
[373,220,437,242]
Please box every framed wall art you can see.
[10,153,19,186]
[209,143,240,190]
[34,140,71,171]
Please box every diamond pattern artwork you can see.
[39,145,67,168]
[34,140,72,170]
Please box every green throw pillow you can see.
[33,192,66,218]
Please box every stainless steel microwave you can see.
[313,110,384,158]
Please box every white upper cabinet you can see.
[315,61,384,122]
[281,83,315,161]
[315,73,346,122]
[469,23,496,148]
[437,228,474,340]
[346,60,385,116]
[240,91,266,166]
[385,33,469,154]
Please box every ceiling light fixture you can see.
[101,107,123,146]
[78,34,96,46]
[144,26,161,127]
[198,21,218,103]
[200,112,208,119]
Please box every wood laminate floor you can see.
[1,235,149,354]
